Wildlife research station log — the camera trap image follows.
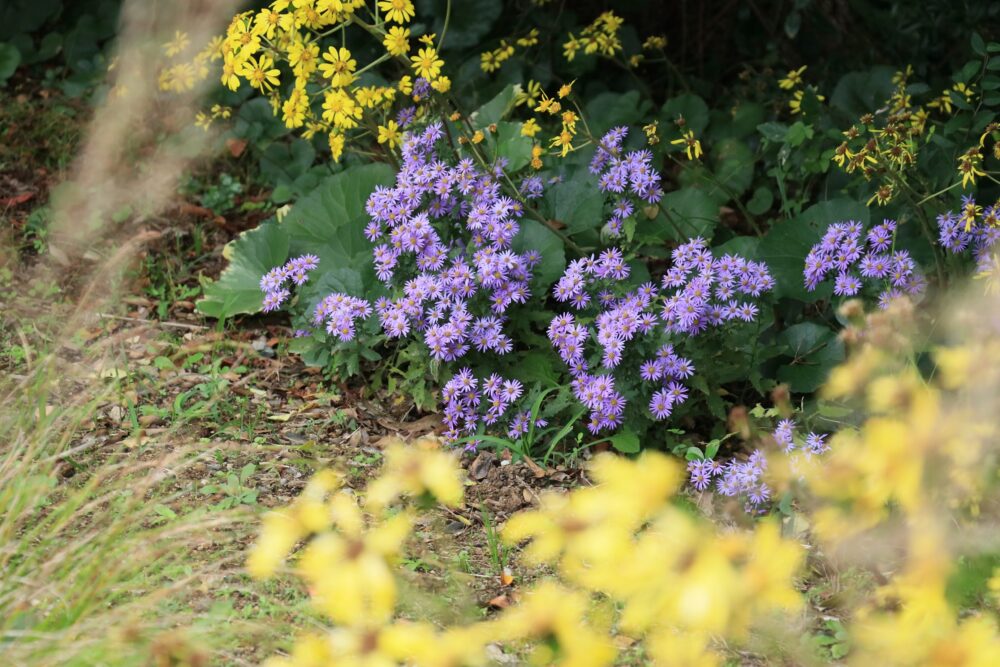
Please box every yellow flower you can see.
[252,8,282,39]
[282,85,309,129]
[471,130,484,144]
[778,65,807,89]
[558,80,575,98]
[220,53,241,91]
[287,40,320,78]
[378,0,414,24]
[530,144,543,169]
[643,120,660,145]
[958,148,986,189]
[365,437,464,511]
[321,89,362,129]
[670,130,703,160]
[560,110,578,132]
[535,93,561,115]
[163,30,190,57]
[328,131,345,162]
[194,111,211,130]
[430,76,451,93]
[515,80,542,107]
[383,25,410,56]
[521,118,540,137]
[550,129,575,157]
[240,54,280,91]
[377,120,401,149]
[318,46,356,87]
[410,46,443,81]
[866,184,894,207]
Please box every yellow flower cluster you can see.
[563,11,624,62]
[481,29,539,73]
[201,1,450,162]
[832,68,991,200]
[778,66,826,114]
[157,31,222,93]
[250,437,804,666]
[802,296,1000,665]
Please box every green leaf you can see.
[494,121,532,171]
[610,429,640,454]
[283,162,395,277]
[513,219,565,291]
[759,198,868,301]
[831,66,895,119]
[0,42,21,82]
[972,32,987,56]
[776,322,844,393]
[747,186,774,215]
[196,221,289,319]
[657,187,719,240]
[544,171,605,237]
[470,83,516,129]
[661,93,709,134]
[418,0,501,51]
[757,122,788,143]
[585,90,651,135]
[708,138,755,198]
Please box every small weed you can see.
[812,618,850,660]
[480,505,509,576]
[200,463,259,511]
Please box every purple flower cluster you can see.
[312,293,373,340]
[546,238,771,430]
[441,368,524,448]
[660,237,774,334]
[590,126,663,236]
[804,220,925,308]
[689,418,830,513]
[507,411,548,439]
[359,123,544,362]
[259,254,320,312]
[772,418,828,456]
[688,450,770,510]
[937,196,1000,272]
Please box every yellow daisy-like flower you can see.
[194,111,212,130]
[515,80,542,107]
[521,118,541,137]
[410,46,443,81]
[958,149,986,189]
[239,54,280,91]
[550,129,575,157]
[430,76,451,93]
[252,8,282,39]
[322,89,362,130]
[378,0,414,24]
[282,85,309,129]
[383,25,410,56]
[558,80,575,98]
[670,130,702,160]
[220,53,241,91]
[328,132,345,162]
[163,30,189,57]
[287,40,320,78]
[398,75,413,95]
[779,65,807,90]
[319,46,357,87]
[378,120,401,149]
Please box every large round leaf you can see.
[196,222,289,319]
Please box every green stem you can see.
[437,0,452,50]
